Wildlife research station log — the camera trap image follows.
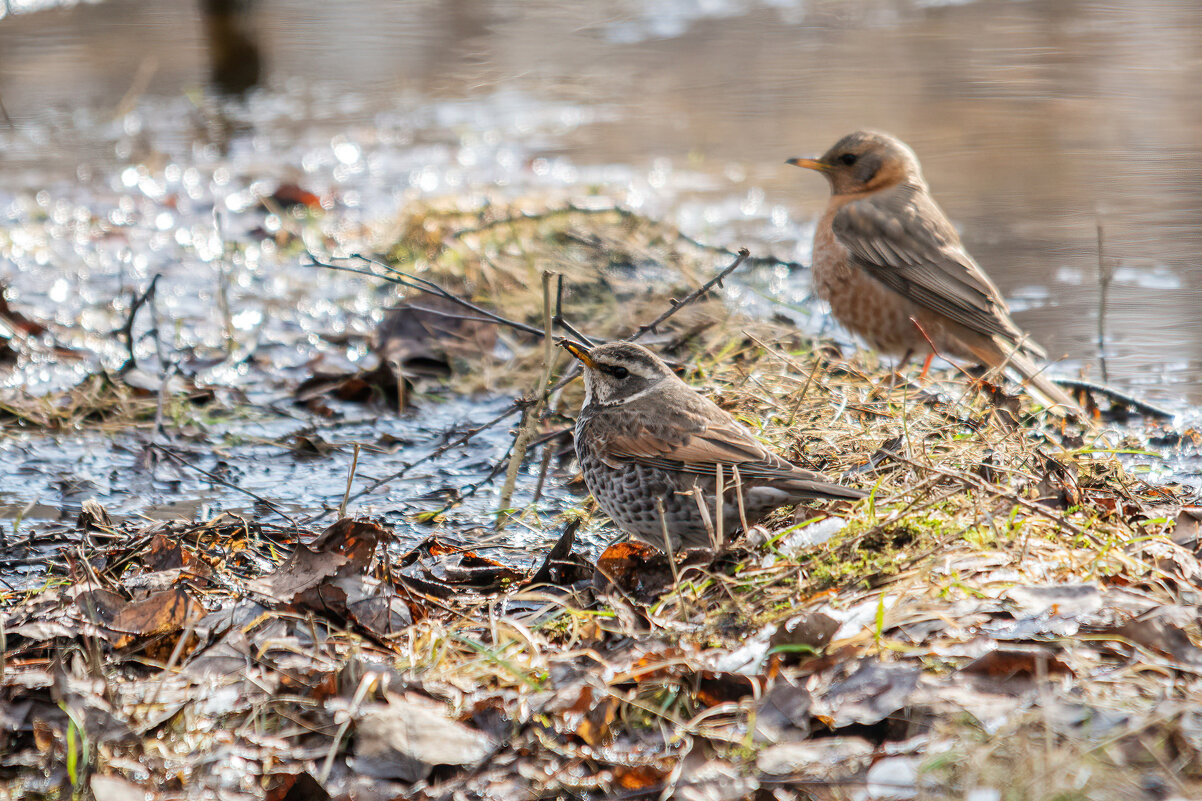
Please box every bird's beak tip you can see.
[786,157,827,172]
[558,339,597,368]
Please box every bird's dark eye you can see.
[839,152,858,166]
[610,366,629,379]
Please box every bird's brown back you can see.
[831,181,1040,357]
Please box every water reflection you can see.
[0,0,1200,402]
[201,0,262,97]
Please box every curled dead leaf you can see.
[248,518,388,612]
[614,763,669,791]
[962,644,1072,679]
[110,588,206,650]
[594,541,708,603]
[575,695,619,747]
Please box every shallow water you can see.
[0,0,1200,545]
[0,392,586,591]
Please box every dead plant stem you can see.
[338,443,362,519]
[497,272,556,526]
[1097,218,1111,383]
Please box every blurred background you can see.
[1,0,1201,402]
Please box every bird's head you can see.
[558,340,674,407]
[787,130,924,196]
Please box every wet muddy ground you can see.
[1,0,1201,555]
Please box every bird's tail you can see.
[969,338,1082,417]
[782,476,869,502]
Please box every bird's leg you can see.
[908,317,942,381]
[920,351,935,380]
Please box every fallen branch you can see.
[1054,377,1175,420]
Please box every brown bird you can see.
[788,130,1078,413]
[561,340,866,552]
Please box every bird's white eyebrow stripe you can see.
[595,352,661,372]
[596,376,668,407]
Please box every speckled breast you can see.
[574,416,715,550]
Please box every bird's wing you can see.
[583,388,864,500]
[602,423,864,500]
[608,424,782,476]
[599,406,841,488]
[831,185,1041,355]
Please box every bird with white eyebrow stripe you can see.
[560,339,866,552]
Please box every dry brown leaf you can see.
[614,763,669,790]
[110,588,205,649]
[576,695,620,747]
[248,518,387,610]
[594,540,681,602]
[962,644,1073,679]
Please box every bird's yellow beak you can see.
[558,339,597,369]
[786,157,829,172]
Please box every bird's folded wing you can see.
[603,421,804,481]
[600,424,866,500]
[832,189,1041,355]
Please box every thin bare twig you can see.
[1055,377,1174,420]
[497,272,557,526]
[324,252,545,338]
[386,303,512,329]
[1096,218,1111,383]
[626,248,750,341]
[338,443,362,519]
[149,444,301,532]
[327,403,522,513]
[114,56,158,119]
[116,273,161,370]
[552,274,594,346]
[353,250,549,329]
[433,435,519,517]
